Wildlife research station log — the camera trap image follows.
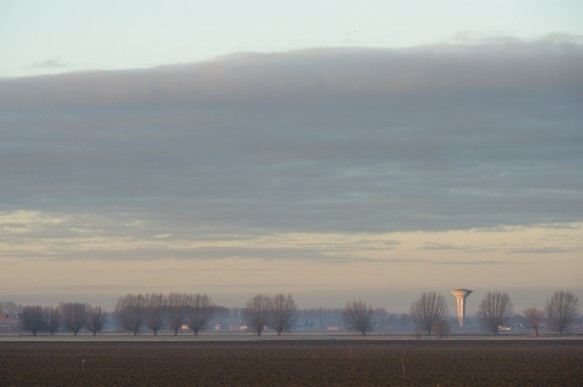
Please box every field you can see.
[1,339,582,386]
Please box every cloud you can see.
[420,242,493,253]
[0,210,68,234]
[2,206,581,265]
[4,39,582,109]
[438,260,510,265]
[32,59,67,68]
[1,38,581,238]
[447,32,583,46]
[506,246,583,254]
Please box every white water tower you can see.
[451,289,473,327]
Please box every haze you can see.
[1,1,582,312]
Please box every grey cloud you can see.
[2,39,581,109]
[372,257,511,265]
[422,243,472,251]
[448,32,583,46]
[32,59,67,69]
[420,242,496,253]
[438,260,511,265]
[1,39,582,236]
[506,246,583,254]
[3,245,354,263]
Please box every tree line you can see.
[323,290,579,337]
[409,290,579,337]
[1,290,579,337]
[2,302,107,337]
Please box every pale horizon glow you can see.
[2,209,582,311]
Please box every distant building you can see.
[228,323,248,331]
[326,323,340,331]
[0,316,20,335]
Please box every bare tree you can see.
[523,307,545,337]
[58,302,89,336]
[20,305,44,336]
[166,292,192,335]
[478,291,513,336]
[0,301,23,318]
[186,293,215,336]
[410,292,448,336]
[546,291,579,337]
[343,300,374,336]
[272,293,298,335]
[244,294,273,336]
[114,293,146,335]
[43,306,60,336]
[144,293,166,335]
[86,306,108,336]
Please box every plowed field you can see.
[1,340,581,385]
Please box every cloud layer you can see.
[1,39,582,239]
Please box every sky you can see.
[1,1,582,313]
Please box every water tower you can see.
[451,289,473,327]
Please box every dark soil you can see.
[1,340,581,386]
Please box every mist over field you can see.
[2,288,580,316]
